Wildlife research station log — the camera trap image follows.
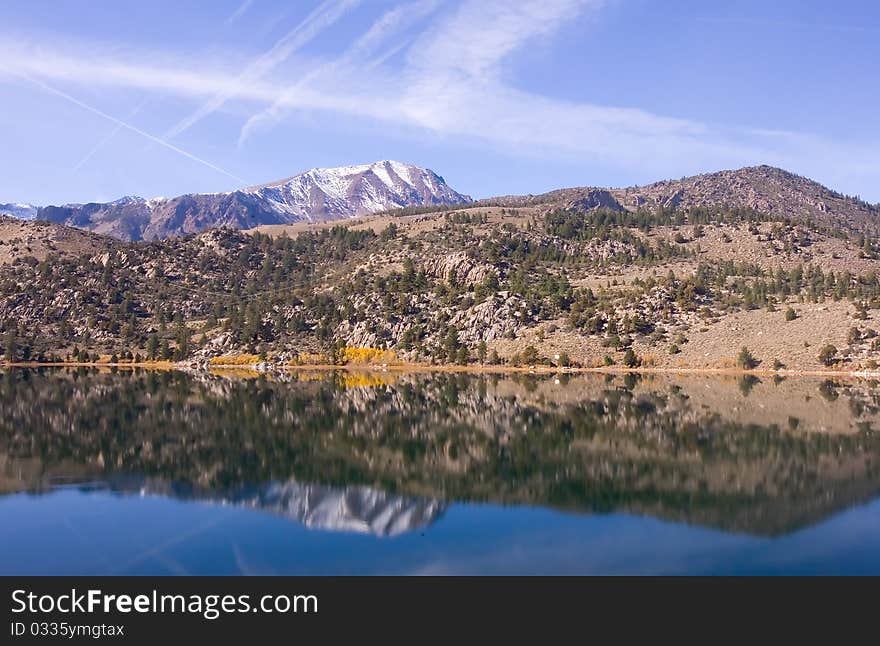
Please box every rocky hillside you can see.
[3,166,880,372]
[614,166,878,232]
[6,161,471,241]
[0,216,114,265]
[475,166,880,235]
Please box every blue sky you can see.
[0,0,878,205]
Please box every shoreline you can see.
[3,360,879,380]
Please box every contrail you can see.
[226,0,256,24]
[72,98,150,172]
[18,72,249,186]
[238,0,438,145]
[165,0,362,140]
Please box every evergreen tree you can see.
[146,333,159,360]
[3,331,17,361]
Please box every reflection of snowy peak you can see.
[249,481,445,536]
[109,477,445,537]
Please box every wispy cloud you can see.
[238,0,441,145]
[226,0,256,24]
[164,0,363,139]
[0,0,876,197]
[408,0,598,83]
[394,0,744,168]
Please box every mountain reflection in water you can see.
[90,477,445,537]
[2,367,880,542]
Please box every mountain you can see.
[4,163,880,373]
[480,165,880,235]
[0,203,38,221]
[16,161,472,241]
[618,166,879,233]
[9,164,876,241]
[96,478,445,537]
[0,216,115,265]
[247,160,469,219]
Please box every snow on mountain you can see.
[242,159,471,221]
[0,202,38,220]
[109,195,145,206]
[243,479,445,536]
[5,160,472,240]
[100,477,445,536]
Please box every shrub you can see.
[622,348,639,367]
[818,344,838,367]
[785,307,797,321]
[848,327,862,345]
[736,346,758,369]
[210,354,261,366]
[521,345,540,365]
[340,346,398,365]
[669,344,681,355]
[602,335,621,348]
[290,352,330,366]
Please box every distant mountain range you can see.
[0,160,472,241]
[3,163,879,241]
[0,202,38,221]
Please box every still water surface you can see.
[2,368,880,574]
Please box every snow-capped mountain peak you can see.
[98,477,445,537]
[0,202,39,220]
[110,195,145,206]
[244,160,471,222]
[0,160,472,240]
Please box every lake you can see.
[2,367,880,575]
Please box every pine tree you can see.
[146,333,159,359]
[737,346,758,369]
[3,331,17,361]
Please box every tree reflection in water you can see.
[2,367,880,537]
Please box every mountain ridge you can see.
[4,161,880,373]
[467,165,880,235]
[0,160,471,241]
[3,163,877,240]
